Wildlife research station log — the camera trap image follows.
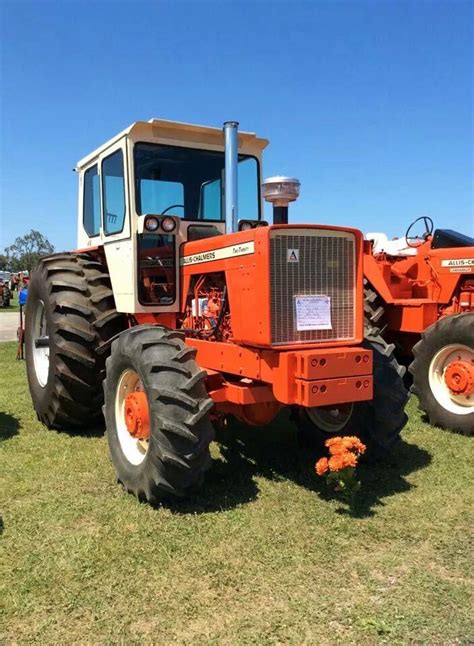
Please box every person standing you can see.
[18,277,29,307]
[1,278,11,307]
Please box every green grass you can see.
[0,341,472,644]
[0,290,20,312]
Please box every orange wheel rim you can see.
[124,391,150,440]
[444,360,474,396]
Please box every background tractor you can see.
[25,118,407,503]
[365,217,474,435]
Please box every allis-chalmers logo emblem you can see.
[441,258,474,268]
[287,249,299,263]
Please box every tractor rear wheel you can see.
[410,313,474,435]
[104,325,215,502]
[296,326,408,456]
[25,253,125,429]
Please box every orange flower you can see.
[325,437,342,449]
[315,457,329,476]
[316,436,365,477]
[325,437,345,456]
[344,436,366,455]
[328,451,358,472]
[328,454,345,471]
[341,451,357,468]
[325,436,366,456]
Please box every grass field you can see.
[1,340,473,644]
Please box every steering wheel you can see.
[405,216,434,248]
[161,204,185,216]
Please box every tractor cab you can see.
[76,119,268,313]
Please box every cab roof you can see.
[76,119,269,170]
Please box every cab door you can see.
[99,140,135,312]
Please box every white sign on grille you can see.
[295,295,332,331]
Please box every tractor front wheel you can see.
[410,313,474,435]
[104,325,215,502]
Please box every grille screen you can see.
[270,230,356,345]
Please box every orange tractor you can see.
[25,119,407,503]
[364,217,474,435]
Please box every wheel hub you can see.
[124,392,150,439]
[428,343,474,415]
[307,402,354,434]
[115,369,150,465]
[444,360,474,396]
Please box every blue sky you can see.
[0,0,472,252]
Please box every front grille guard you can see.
[269,230,356,345]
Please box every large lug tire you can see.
[364,280,386,329]
[104,325,215,502]
[410,313,474,435]
[297,296,409,455]
[25,253,125,429]
[364,281,413,379]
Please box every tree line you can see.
[0,230,55,272]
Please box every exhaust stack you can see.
[224,121,239,233]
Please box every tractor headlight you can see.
[144,216,159,232]
[161,217,176,233]
[238,220,269,231]
[239,220,254,232]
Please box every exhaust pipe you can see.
[224,121,239,233]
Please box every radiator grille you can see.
[270,230,356,345]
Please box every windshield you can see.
[134,142,260,221]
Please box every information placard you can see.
[295,295,332,331]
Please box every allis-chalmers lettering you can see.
[181,241,255,266]
[182,251,216,266]
[441,258,474,267]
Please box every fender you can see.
[363,254,396,303]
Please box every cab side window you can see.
[83,164,101,237]
[103,150,126,235]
